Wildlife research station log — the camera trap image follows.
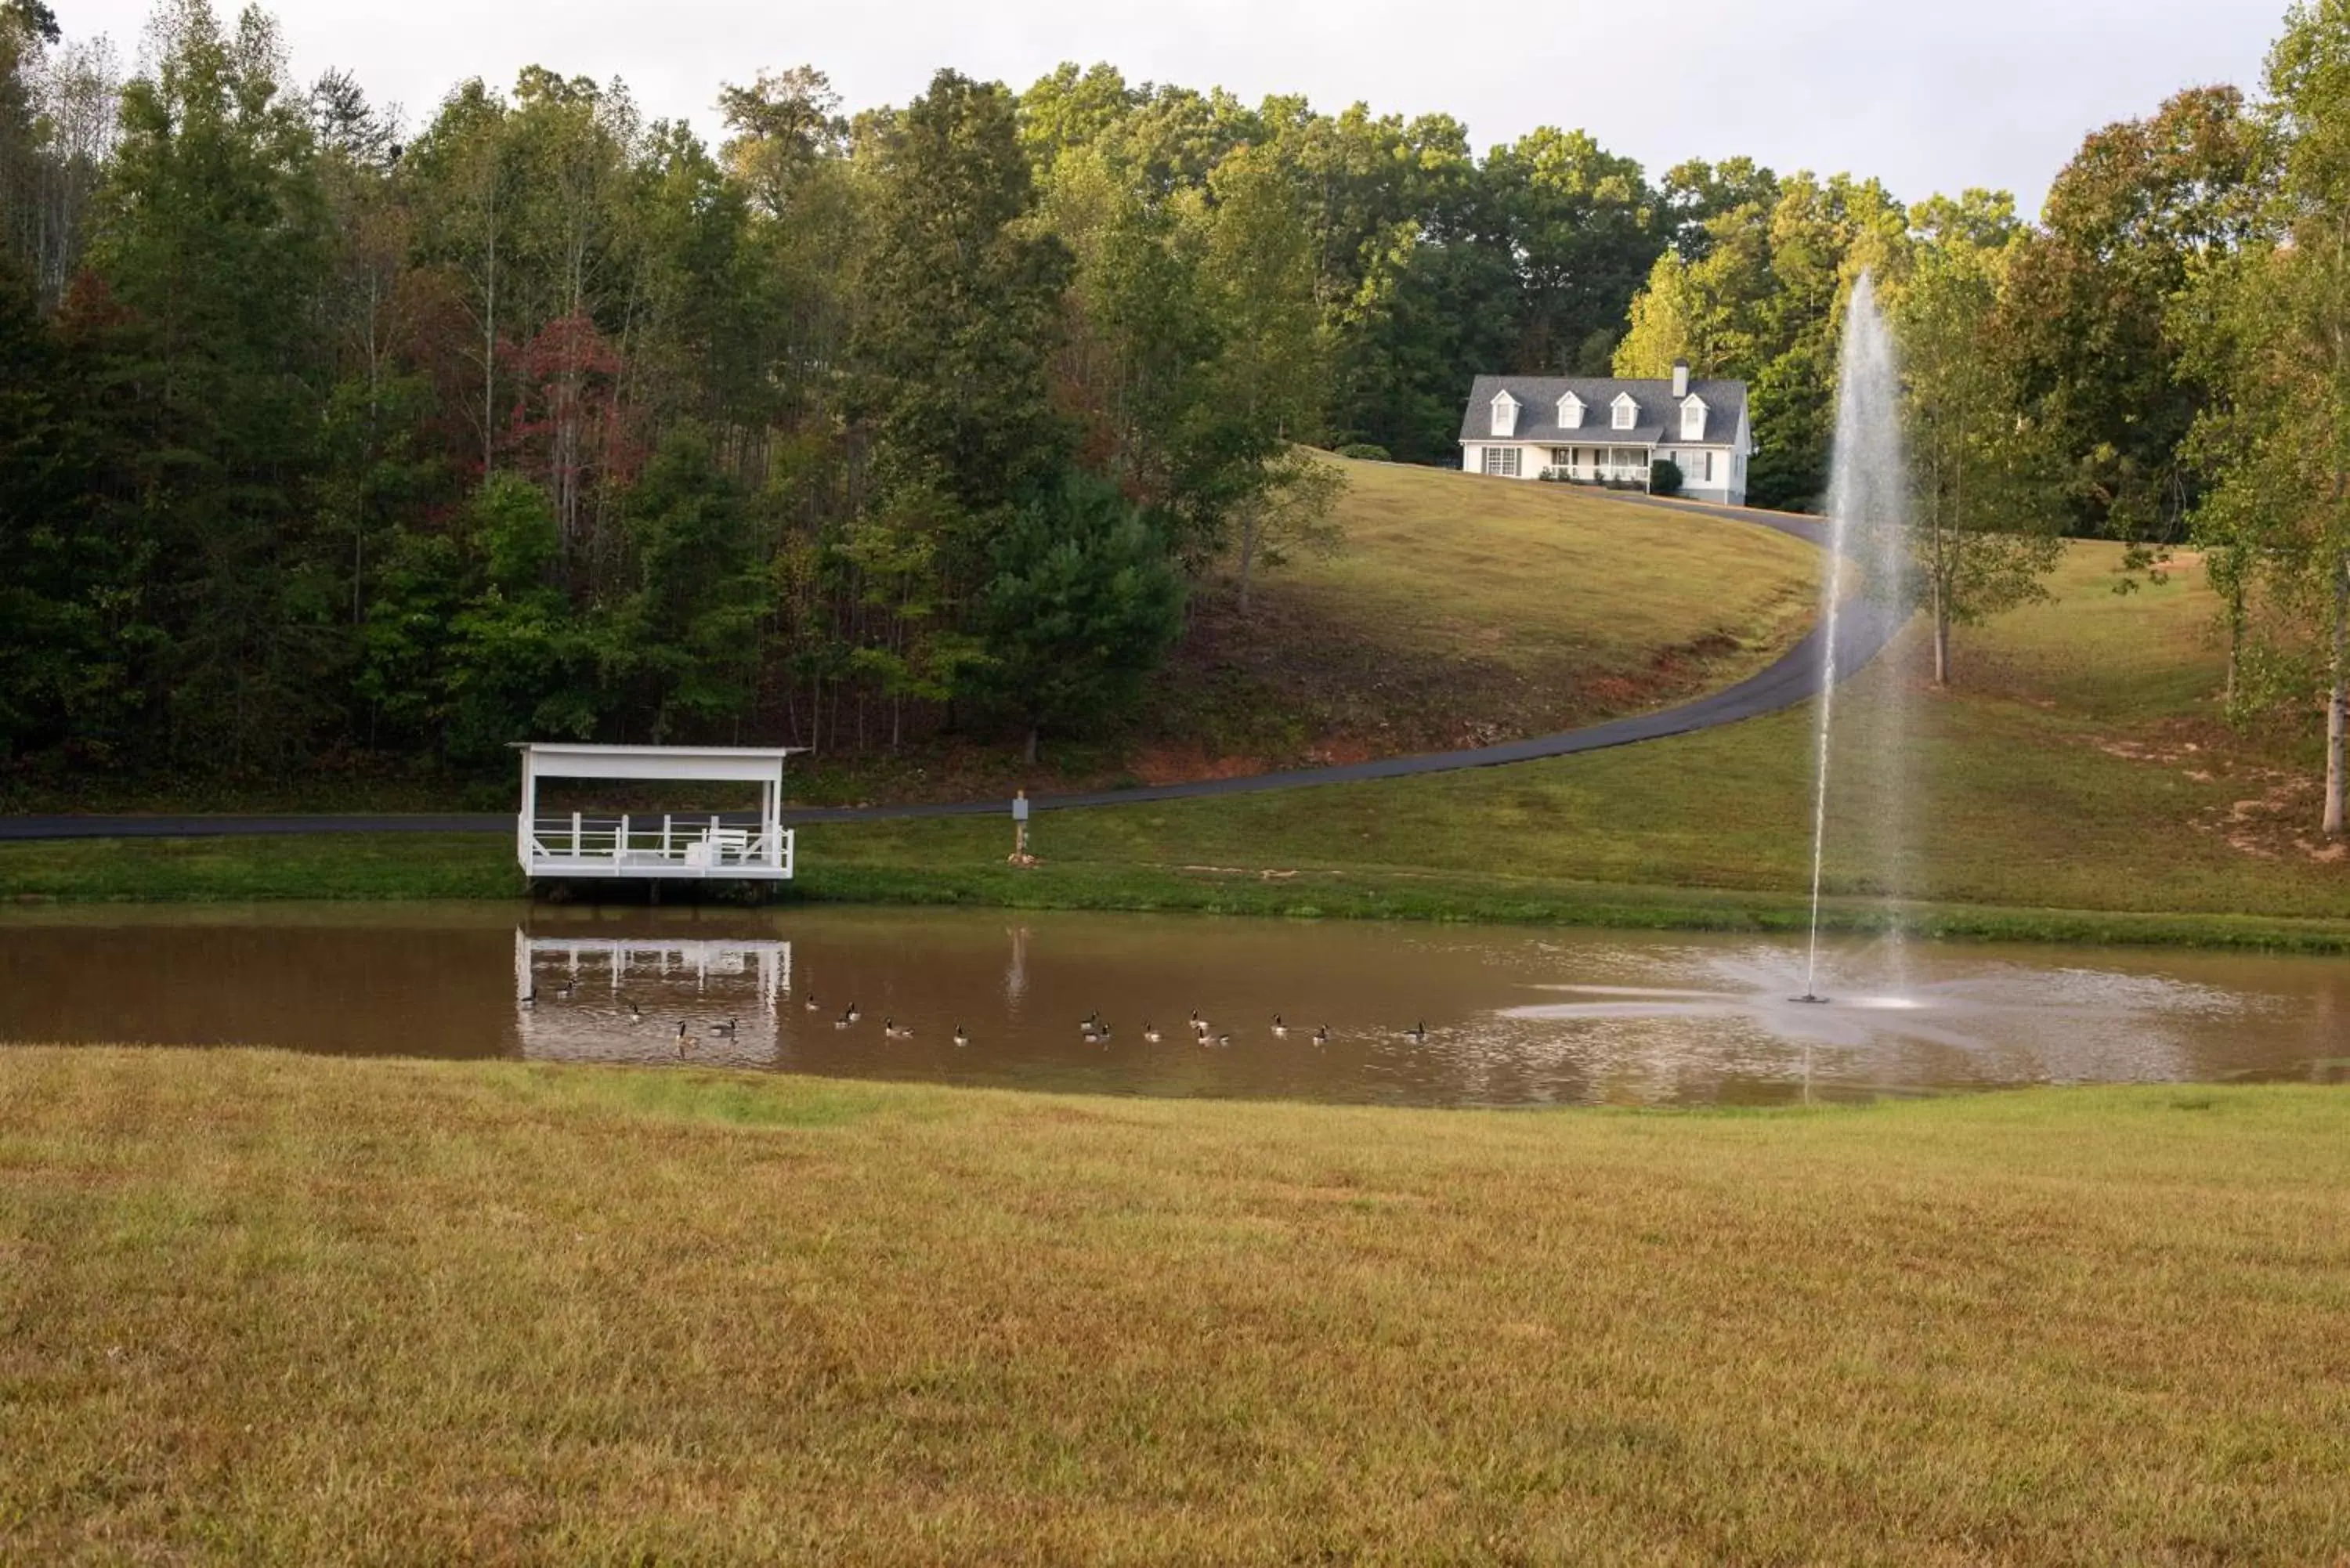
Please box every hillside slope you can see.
[1137,457,1817,778]
[804,541,2350,928]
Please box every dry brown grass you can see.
[5,1048,2347,1563]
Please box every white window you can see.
[1491,392,1518,437]
[1558,393,1584,429]
[1701,450,1715,482]
[1483,446,1521,477]
[1612,394,1637,431]
[1680,396,1706,441]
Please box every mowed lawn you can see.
[1150,459,1817,760]
[2,1050,2345,1563]
[1269,459,1815,685]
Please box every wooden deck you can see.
[522,815,796,881]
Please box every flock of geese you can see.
[522,980,1432,1057]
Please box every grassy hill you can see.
[1131,457,1817,775]
[797,541,2348,933]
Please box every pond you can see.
[2,903,2344,1107]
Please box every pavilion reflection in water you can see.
[513,929,792,1067]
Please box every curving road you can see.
[0,500,1902,842]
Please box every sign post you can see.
[1010,789,1032,865]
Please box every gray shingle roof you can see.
[1459,374,1748,447]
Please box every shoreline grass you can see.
[6,827,2350,953]
[2,1048,2345,1562]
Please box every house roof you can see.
[1460,374,1748,447]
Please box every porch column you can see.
[516,750,536,870]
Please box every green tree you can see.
[2003,87,2268,542]
[977,471,1185,762]
[86,0,341,768]
[0,257,124,756]
[1484,125,1660,374]
[1034,143,1221,537]
[1188,140,1326,589]
[717,65,843,220]
[1616,170,1909,510]
[1897,201,2067,684]
[853,68,1072,519]
[1014,61,1136,174]
[443,472,596,759]
[1228,447,1348,612]
[406,77,517,481]
[597,428,765,741]
[2181,0,2350,836]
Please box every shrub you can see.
[1334,443,1390,462]
[1650,458,1685,497]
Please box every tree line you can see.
[1,0,2346,827]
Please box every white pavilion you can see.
[514,742,799,883]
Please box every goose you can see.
[519,988,537,1010]
[556,979,577,1000]
[713,1018,738,1038]
[884,1018,913,1039]
[952,1024,971,1048]
[1188,1010,1206,1035]
[675,1021,694,1055]
[627,1000,644,1022]
[846,1002,863,1024]
[803,994,822,1013]
[833,1009,853,1031]
[1142,1022,1162,1043]
[1313,1025,1331,1047]
[1405,1021,1429,1044]
[1271,1015,1289,1039]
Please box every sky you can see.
[55,0,2285,217]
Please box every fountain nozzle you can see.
[1790,993,1831,1006]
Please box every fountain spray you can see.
[1797,272,1910,1004]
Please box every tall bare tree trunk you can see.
[2222,563,2244,707]
[482,222,497,480]
[1236,505,1259,613]
[1933,439,1954,687]
[2326,550,2347,839]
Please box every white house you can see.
[1458,361,1752,506]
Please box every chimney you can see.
[1672,360,1690,399]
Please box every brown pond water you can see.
[2,904,2345,1107]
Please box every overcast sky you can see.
[56,0,2284,216]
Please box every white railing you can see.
[525,812,794,876]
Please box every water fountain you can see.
[1795,271,1913,1003]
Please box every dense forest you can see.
[0,0,2343,810]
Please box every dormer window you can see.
[1611,393,1637,431]
[1558,392,1584,430]
[1490,391,1518,438]
[1680,396,1706,441]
